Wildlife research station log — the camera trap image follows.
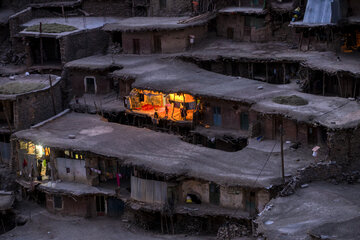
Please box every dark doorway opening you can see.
[308,126,317,145]
[227,27,234,39]
[209,182,220,205]
[133,39,140,54]
[154,35,162,53]
[30,37,61,65]
[96,195,106,216]
[112,32,122,47]
[85,77,96,94]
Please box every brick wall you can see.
[13,78,63,130]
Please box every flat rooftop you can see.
[218,7,267,15]
[102,16,213,32]
[0,74,60,99]
[14,112,314,188]
[257,182,360,240]
[66,54,360,129]
[182,38,360,77]
[20,17,122,38]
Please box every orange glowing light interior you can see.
[127,89,198,121]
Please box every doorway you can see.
[154,35,162,53]
[227,27,234,39]
[213,106,222,127]
[84,77,96,94]
[209,182,220,205]
[245,191,256,216]
[96,195,106,216]
[308,126,317,145]
[133,39,140,54]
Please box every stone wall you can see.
[149,0,191,17]
[81,0,132,17]
[13,78,63,130]
[59,29,109,64]
[327,128,360,168]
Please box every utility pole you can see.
[280,124,285,183]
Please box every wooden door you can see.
[227,27,234,39]
[133,39,140,54]
[209,182,220,205]
[96,195,106,216]
[154,35,162,53]
[213,106,222,127]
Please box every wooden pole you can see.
[323,72,326,96]
[280,124,285,183]
[282,63,286,84]
[2,102,12,134]
[337,73,343,97]
[39,22,44,65]
[266,63,268,82]
[48,75,57,115]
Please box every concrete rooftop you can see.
[102,16,213,32]
[0,74,60,99]
[14,112,314,188]
[67,54,360,129]
[257,182,360,240]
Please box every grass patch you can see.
[0,82,47,95]
[273,95,308,106]
[26,23,77,33]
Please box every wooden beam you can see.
[266,63,268,82]
[48,75,57,115]
[322,72,325,96]
[282,63,286,84]
[337,73,343,97]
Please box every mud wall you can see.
[60,29,109,64]
[81,0,132,17]
[14,79,63,130]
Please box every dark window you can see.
[54,195,62,209]
[160,0,166,9]
[66,167,70,174]
[240,112,249,130]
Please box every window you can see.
[64,150,84,160]
[159,0,166,9]
[84,77,96,94]
[240,112,249,130]
[66,167,70,174]
[213,106,222,127]
[54,195,63,209]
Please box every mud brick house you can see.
[290,0,348,51]
[14,17,120,70]
[103,15,212,54]
[217,0,270,42]
[0,74,62,163]
[12,112,314,228]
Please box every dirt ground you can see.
[0,201,254,240]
